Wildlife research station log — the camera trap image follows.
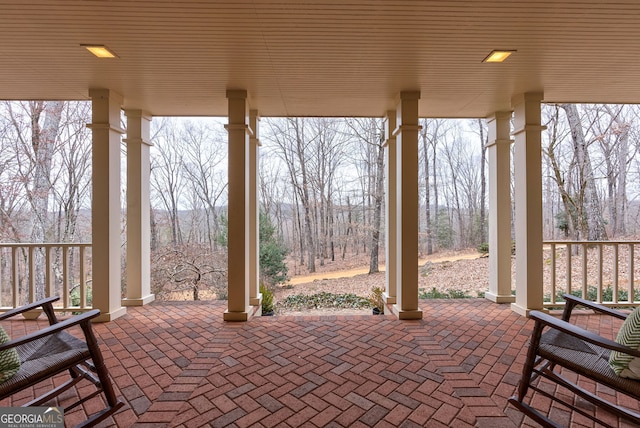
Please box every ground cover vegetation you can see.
[1,101,640,307]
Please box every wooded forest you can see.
[1,101,639,297]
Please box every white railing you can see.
[544,240,640,308]
[0,243,92,312]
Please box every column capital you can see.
[86,123,126,134]
[225,123,255,137]
[383,110,397,147]
[88,88,123,104]
[226,89,248,99]
[123,137,154,147]
[487,111,513,123]
[485,138,514,148]
[123,109,152,120]
[392,124,422,137]
[398,90,421,101]
[511,92,544,106]
[512,124,547,136]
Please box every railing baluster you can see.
[629,244,635,303]
[28,246,35,302]
[550,243,556,304]
[11,247,18,308]
[45,246,53,298]
[597,243,603,303]
[613,243,619,304]
[582,243,588,300]
[80,245,86,308]
[62,247,69,308]
[566,243,572,296]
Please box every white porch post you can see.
[485,111,515,304]
[383,110,397,305]
[88,89,127,322]
[511,92,546,316]
[249,109,262,309]
[224,89,256,321]
[122,109,155,307]
[392,91,423,320]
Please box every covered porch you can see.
[2,1,640,321]
[2,298,630,427]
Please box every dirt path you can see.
[289,251,482,285]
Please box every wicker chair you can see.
[509,294,640,428]
[0,296,123,427]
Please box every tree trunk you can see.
[421,120,433,255]
[31,101,64,300]
[560,104,607,240]
[369,132,385,274]
[478,119,487,244]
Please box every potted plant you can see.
[369,286,385,315]
[260,283,275,316]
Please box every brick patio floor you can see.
[1,299,638,427]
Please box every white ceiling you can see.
[1,0,639,118]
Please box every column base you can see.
[510,302,542,317]
[250,293,262,307]
[383,292,396,305]
[223,306,256,322]
[484,292,515,304]
[122,294,156,306]
[392,305,423,320]
[94,306,127,322]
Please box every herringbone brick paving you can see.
[1,299,637,427]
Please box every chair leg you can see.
[507,397,564,428]
[80,322,124,416]
[515,321,545,401]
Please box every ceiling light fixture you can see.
[482,50,515,63]
[82,44,118,58]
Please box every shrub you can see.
[419,287,472,299]
[260,283,275,314]
[277,292,370,311]
[368,286,385,313]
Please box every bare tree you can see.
[179,119,227,250]
[345,118,384,273]
[264,118,317,272]
[559,104,607,240]
[150,117,186,246]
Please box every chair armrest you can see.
[0,296,60,321]
[0,309,100,353]
[562,294,628,321]
[530,310,640,357]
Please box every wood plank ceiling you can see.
[0,0,639,118]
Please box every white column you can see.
[511,92,546,316]
[485,112,515,304]
[383,110,397,305]
[224,90,255,321]
[249,109,262,309]
[122,109,155,307]
[392,91,423,320]
[88,88,127,322]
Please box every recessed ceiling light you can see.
[81,44,118,58]
[482,50,515,63]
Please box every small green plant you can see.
[419,287,472,299]
[70,284,92,307]
[260,283,275,315]
[369,286,385,314]
[477,242,489,254]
